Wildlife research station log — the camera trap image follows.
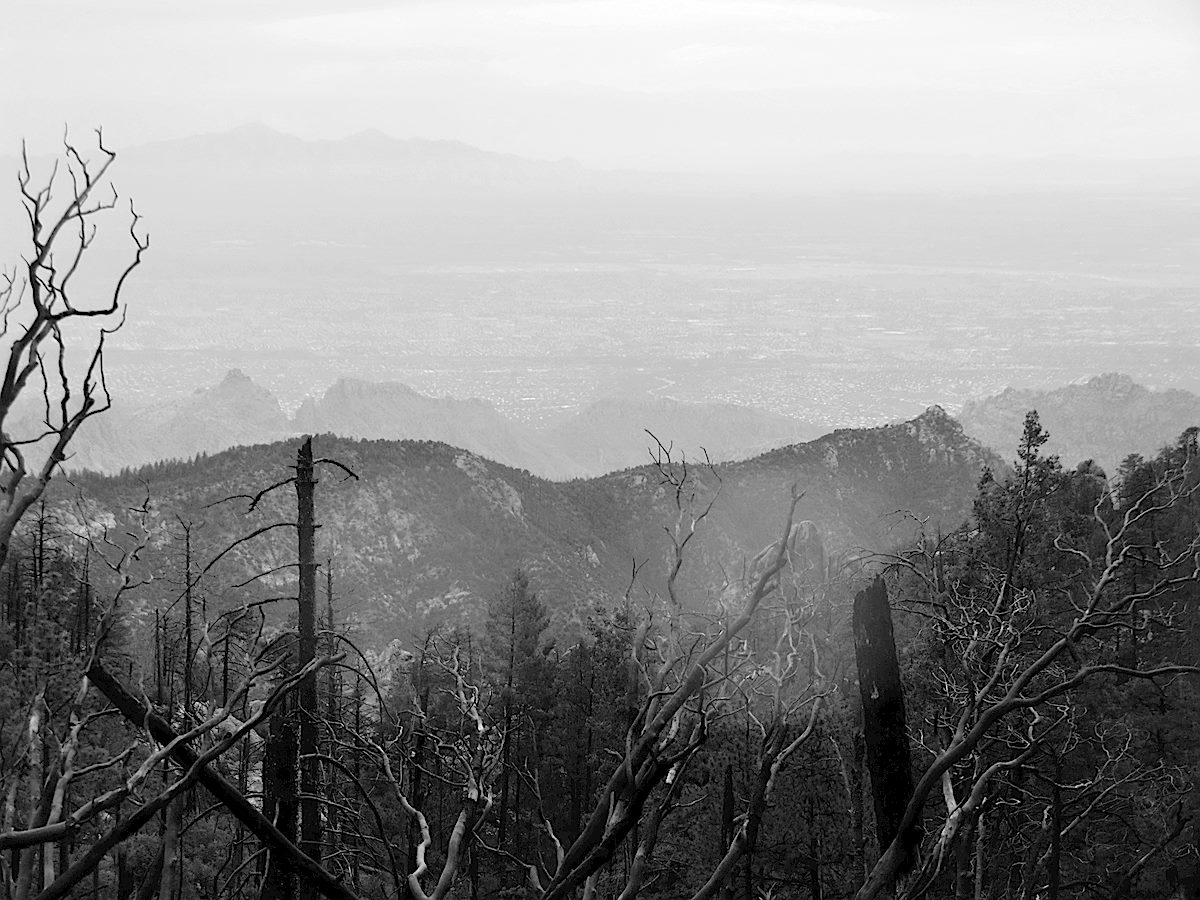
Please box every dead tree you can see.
[0,132,146,569]
[297,437,323,899]
[211,436,357,898]
[853,577,916,871]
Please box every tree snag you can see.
[853,577,916,871]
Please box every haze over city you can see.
[1,1,1198,431]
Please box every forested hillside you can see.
[59,406,994,645]
[7,412,1199,900]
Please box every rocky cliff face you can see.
[959,374,1200,474]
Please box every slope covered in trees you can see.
[60,406,996,644]
[6,415,1197,900]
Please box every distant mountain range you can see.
[58,369,826,480]
[9,124,1196,276]
[121,123,593,204]
[958,373,1200,475]
[61,406,997,645]
[51,370,1200,485]
[0,124,609,274]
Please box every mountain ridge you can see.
[60,405,999,648]
[57,370,1200,486]
[958,373,1200,475]
[61,369,829,480]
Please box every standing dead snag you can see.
[222,436,357,898]
[0,132,146,569]
[852,576,916,871]
[296,436,323,900]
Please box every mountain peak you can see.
[904,405,968,444]
[1084,372,1139,398]
[914,404,955,426]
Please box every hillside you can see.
[959,373,1200,474]
[59,407,997,648]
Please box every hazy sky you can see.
[4,0,1199,171]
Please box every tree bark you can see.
[1047,762,1062,900]
[156,796,183,900]
[852,578,915,863]
[722,765,734,900]
[262,689,299,900]
[296,437,322,900]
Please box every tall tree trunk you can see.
[973,810,986,900]
[182,523,193,718]
[852,577,915,873]
[116,841,134,900]
[181,522,195,824]
[157,796,183,900]
[497,699,513,846]
[296,437,322,900]
[808,797,822,900]
[323,563,340,874]
[14,698,48,900]
[1047,760,1062,900]
[953,812,976,900]
[261,691,299,900]
[722,765,735,900]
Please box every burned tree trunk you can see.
[721,764,735,900]
[261,689,299,900]
[852,577,915,870]
[296,437,323,899]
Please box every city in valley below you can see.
[104,189,1199,431]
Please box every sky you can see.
[3,0,1200,172]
